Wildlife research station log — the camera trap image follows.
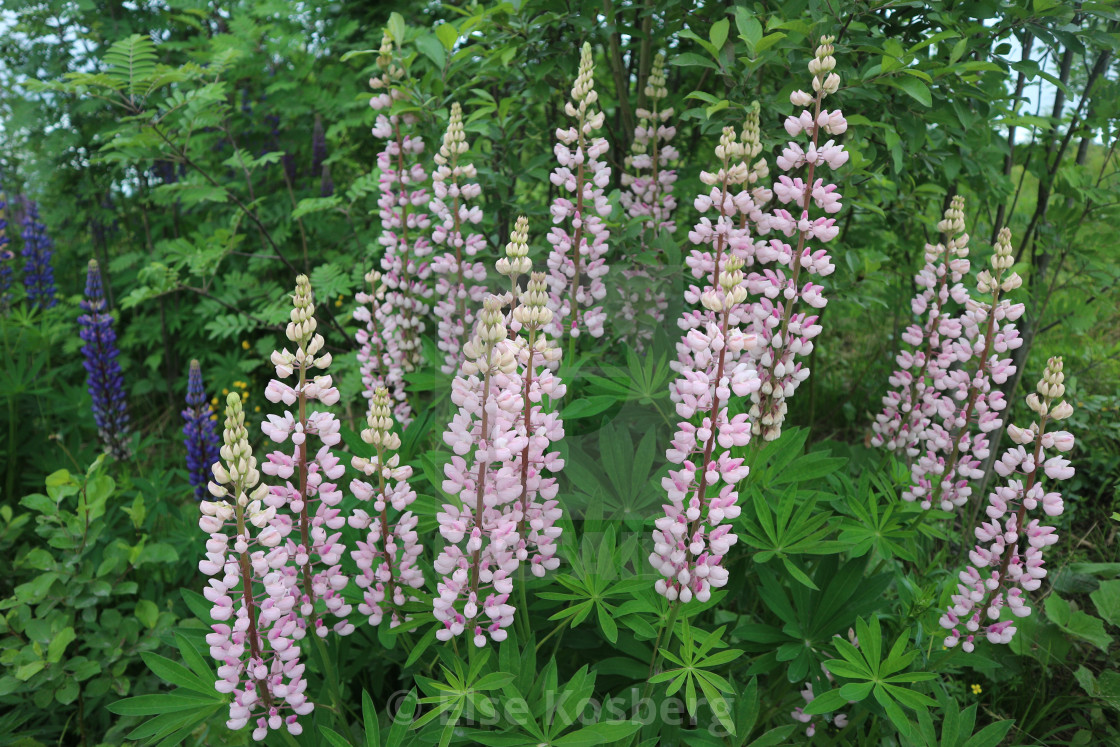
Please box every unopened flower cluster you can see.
[621,52,678,234]
[349,386,424,628]
[21,200,56,309]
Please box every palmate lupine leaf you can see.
[538,526,649,643]
[648,620,742,735]
[803,616,936,739]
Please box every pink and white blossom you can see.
[199,394,312,740]
[431,102,488,375]
[545,42,612,341]
[941,357,1075,651]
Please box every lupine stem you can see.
[469,363,495,599]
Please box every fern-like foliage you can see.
[103,33,158,101]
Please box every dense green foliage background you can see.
[1,0,1118,745]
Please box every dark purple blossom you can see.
[21,200,56,309]
[182,360,221,500]
[79,259,131,459]
[0,186,12,308]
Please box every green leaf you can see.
[822,659,872,680]
[46,626,76,663]
[560,396,615,420]
[292,196,342,220]
[553,720,643,746]
[802,688,847,715]
[672,52,718,70]
[887,76,932,107]
[108,692,220,716]
[1091,580,1120,626]
[363,689,381,747]
[435,23,458,51]
[838,681,874,701]
[103,34,158,96]
[341,48,379,62]
[745,725,799,747]
[962,720,1016,747]
[873,684,913,738]
[709,18,730,51]
[140,652,213,696]
[136,599,159,629]
[320,727,353,747]
[1045,593,1113,652]
[695,674,735,736]
[734,8,763,51]
[388,689,417,745]
[386,12,407,44]
[15,661,45,682]
[126,706,221,741]
[474,672,516,691]
[416,34,446,69]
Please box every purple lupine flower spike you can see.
[21,200,56,309]
[79,259,131,460]
[183,360,221,500]
[0,183,12,310]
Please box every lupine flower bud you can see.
[431,102,488,375]
[546,41,612,341]
[350,387,424,628]
[183,360,221,500]
[200,393,310,740]
[497,215,532,284]
[622,52,678,236]
[21,201,56,309]
[79,259,131,460]
[941,358,1075,652]
[354,269,408,419]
